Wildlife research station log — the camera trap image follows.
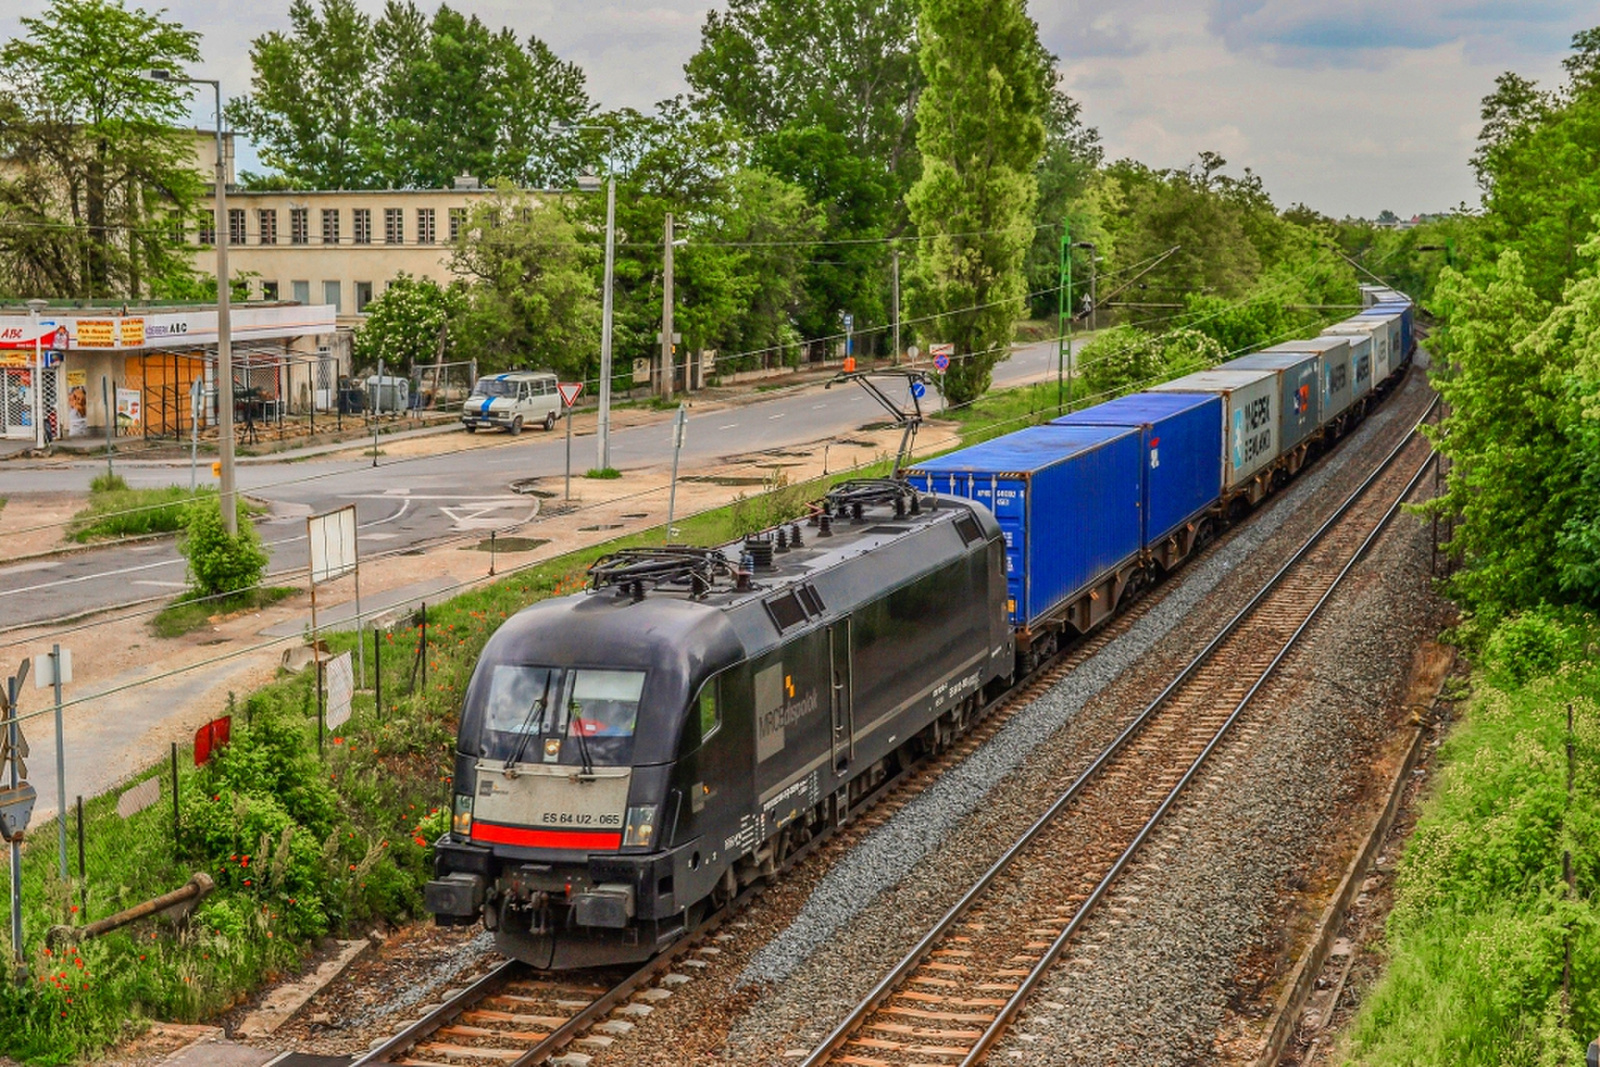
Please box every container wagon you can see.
[1260,335,1367,438]
[906,425,1143,665]
[1148,368,1280,510]
[1051,391,1224,573]
[1223,350,1326,473]
[1324,316,1400,387]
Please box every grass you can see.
[584,467,621,480]
[149,586,299,639]
[0,450,900,1063]
[931,379,1069,446]
[70,474,209,544]
[1340,609,1600,1065]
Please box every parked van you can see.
[461,371,561,434]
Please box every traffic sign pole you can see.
[6,673,21,973]
[558,382,584,502]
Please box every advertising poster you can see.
[115,387,141,434]
[66,370,87,437]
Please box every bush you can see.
[1480,609,1578,687]
[179,499,268,598]
[71,483,207,543]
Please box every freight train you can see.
[424,288,1417,968]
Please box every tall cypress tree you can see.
[906,0,1046,404]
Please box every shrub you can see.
[1480,609,1576,687]
[179,498,268,598]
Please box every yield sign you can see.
[557,382,584,408]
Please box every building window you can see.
[261,280,280,301]
[292,280,310,304]
[384,208,403,244]
[322,208,340,244]
[228,208,246,245]
[197,214,215,245]
[448,207,467,242]
[353,208,372,244]
[417,207,436,244]
[355,281,374,312]
[323,280,341,312]
[290,208,309,244]
[258,209,277,245]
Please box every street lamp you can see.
[551,123,618,472]
[26,299,46,449]
[148,67,238,536]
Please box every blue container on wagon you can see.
[906,425,1143,628]
[1051,392,1223,548]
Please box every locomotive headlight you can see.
[451,793,473,837]
[622,806,656,848]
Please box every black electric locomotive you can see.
[426,480,1013,968]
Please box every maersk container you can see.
[905,425,1142,629]
[1051,392,1223,548]
[1340,333,1374,401]
[1224,350,1324,449]
[1260,336,1356,421]
[1326,315,1399,382]
[1149,368,1279,490]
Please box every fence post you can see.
[421,603,428,693]
[169,743,179,851]
[374,625,383,718]
[316,657,325,754]
[75,796,85,920]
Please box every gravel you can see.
[737,397,1407,988]
[994,487,1449,1066]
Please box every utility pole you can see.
[598,170,616,470]
[27,300,45,450]
[148,70,237,535]
[892,249,901,366]
[1057,229,1069,412]
[661,213,675,401]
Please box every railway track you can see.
[340,389,1434,1067]
[797,402,1438,1067]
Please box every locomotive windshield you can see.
[477,666,645,767]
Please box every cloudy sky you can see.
[4,0,1593,217]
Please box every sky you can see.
[3,0,1594,218]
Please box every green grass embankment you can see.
[1343,610,1600,1065]
[0,455,892,1062]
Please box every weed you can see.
[584,467,622,480]
[150,587,298,639]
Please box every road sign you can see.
[0,784,35,841]
[308,505,358,585]
[911,381,926,399]
[934,353,950,373]
[906,344,920,361]
[31,648,70,688]
[930,343,955,357]
[557,382,584,408]
[0,728,27,780]
[325,652,354,731]
[117,776,160,819]
[842,313,854,329]
[194,715,232,766]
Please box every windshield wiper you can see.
[504,672,555,771]
[570,704,596,777]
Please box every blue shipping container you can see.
[906,425,1142,628]
[1364,302,1414,358]
[1051,392,1223,548]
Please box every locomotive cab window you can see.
[477,665,644,766]
[953,511,984,545]
[679,676,722,756]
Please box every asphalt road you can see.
[0,339,1079,628]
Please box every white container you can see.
[1324,314,1401,382]
[1150,368,1279,489]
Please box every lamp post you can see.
[148,69,237,535]
[553,123,618,473]
[1057,230,1069,413]
[1073,241,1098,334]
[26,299,46,449]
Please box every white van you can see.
[461,371,561,434]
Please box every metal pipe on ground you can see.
[47,872,214,946]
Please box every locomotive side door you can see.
[828,617,854,772]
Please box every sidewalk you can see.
[1,414,917,824]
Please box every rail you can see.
[799,396,1440,1067]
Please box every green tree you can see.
[0,0,203,298]
[366,2,591,190]
[905,0,1046,404]
[352,273,464,372]
[449,186,599,378]
[180,497,269,598]
[228,0,375,190]
[1076,323,1221,405]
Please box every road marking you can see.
[362,532,400,541]
[768,412,785,420]
[719,423,739,430]
[0,561,59,577]
[133,580,188,589]
[811,403,827,410]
